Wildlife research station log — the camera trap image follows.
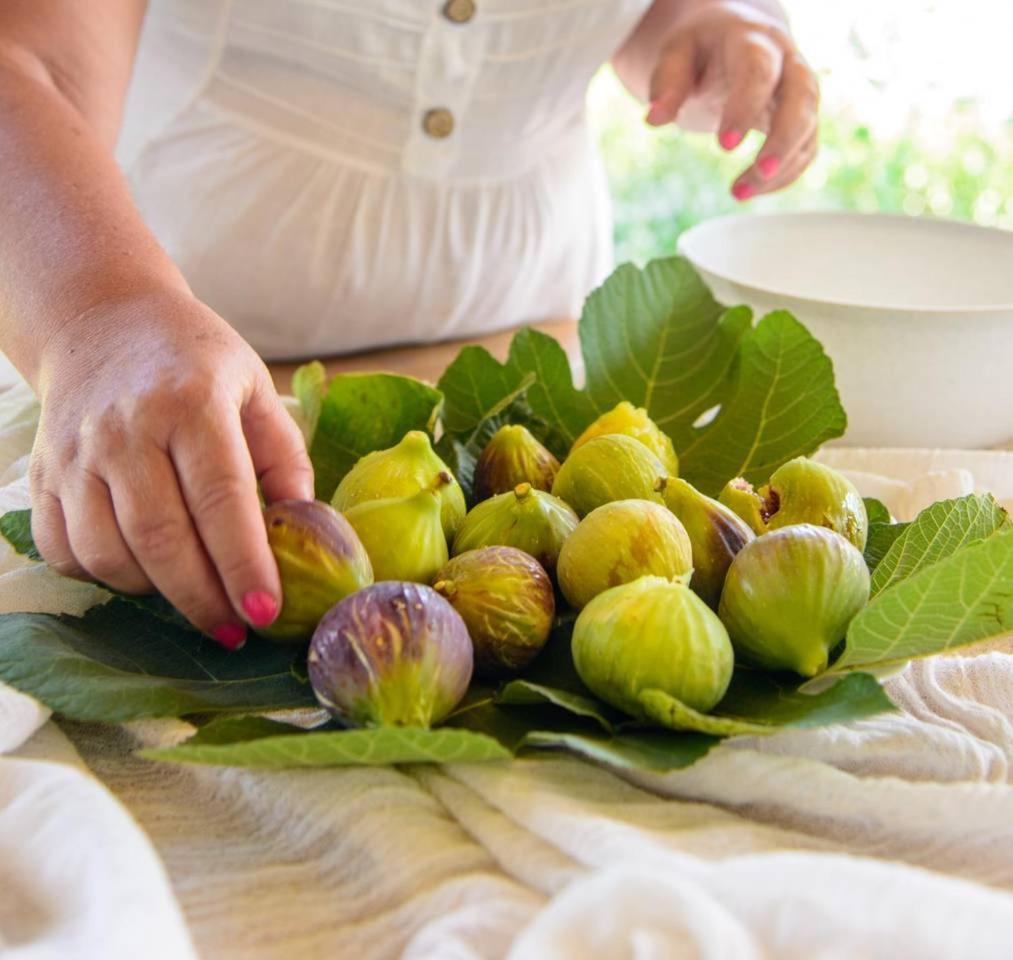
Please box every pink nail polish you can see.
[732,182,756,202]
[243,591,279,628]
[212,623,247,651]
[645,100,667,125]
[719,129,744,150]
[758,155,780,179]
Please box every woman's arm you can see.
[613,0,819,199]
[0,1,313,645]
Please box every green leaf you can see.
[871,494,1009,596]
[182,715,312,745]
[677,311,847,495]
[0,509,41,561]
[309,373,442,500]
[522,728,719,772]
[864,521,910,572]
[0,600,316,722]
[143,725,510,768]
[496,680,617,732]
[863,497,892,525]
[835,527,1013,672]
[638,670,895,736]
[291,360,327,444]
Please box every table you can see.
[268,319,578,392]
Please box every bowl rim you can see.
[677,210,1013,315]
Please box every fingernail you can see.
[645,100,667,125]
[242,591,279,628]
[732,182,756,202]
[212,623,247,651]
[758,155,780,179]
[719,129,744,150]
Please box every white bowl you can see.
[678,212,1013,448]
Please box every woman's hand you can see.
[640,1,820,200]
[29,290,314,648]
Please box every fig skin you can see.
[473,425,560,501]
[557,499,693,609]
[657,477,755,609]
[433,546,555,677]
[331,431,466,540]
[260,499,373,642]
[344,488,448,584]
[452,482,579,573]
[308,581,473,727]
[572,576,734,717]
[551,434,665,518]
[718,524,871,677]
[571,401,679,476]
[718,478,766,534]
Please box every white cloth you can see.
[118,0,650,359]
[3,367,1013,958]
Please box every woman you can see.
[0,0,818,647]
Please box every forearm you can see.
[614,0,789,101]
[0,47,186,389]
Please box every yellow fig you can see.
[552,435,665,518]
[571,401,679,475]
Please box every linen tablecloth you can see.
[2,366,1013,960]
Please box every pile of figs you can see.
[257,405,873,732]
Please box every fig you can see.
[571,401,679,476]
[473,424,560,501]
[331,431,466,540]
[433,546,554,677]
[718,524,871,677]
[344,487,448,584]
[657,477,755,609]
[260,500,374,641]
[308,581,473,727]
[572,576,734,718]
[557,499,693,609]
[451,482,579,573]
[551,435,665,518]
[718,459,868,550]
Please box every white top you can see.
[117,0,652,359]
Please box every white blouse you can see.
[117,0,652,359]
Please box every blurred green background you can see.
[590,0,1013,265]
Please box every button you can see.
[442,0,476,24]
[422,108,454,139]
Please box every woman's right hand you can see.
[29,289,315,648]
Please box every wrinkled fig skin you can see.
[557,499,693,609]
[761,458,869,551]
[309,582,473,727]
[433,546,555,677]
[452,483,579,573]
[718,478,766,534]
[552,435,665,518]
[657,477,755,609]
[260,500,373,642]
[571,401,679,476]
[572,576,733,717]
[473,425,560,501]
[331,431,467,540]
[718,524,871,678]
[344,488,449,584]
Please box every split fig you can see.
[434,546,554,677]
[473,425,560,501]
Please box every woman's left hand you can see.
[644,1,820,201]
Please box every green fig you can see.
[260,499,374,642]
[571,401,679,476]
[331,431,466,540]
[552,435,665,518]
[657,477,755,609]
[473,424,560,501]
[718,477,766,534]
[557,499,693,609]
[452,482,578,573]
[344,487,448,584]
[434,546,555,677]
[718,524,871,677]
[572,576,734,718]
